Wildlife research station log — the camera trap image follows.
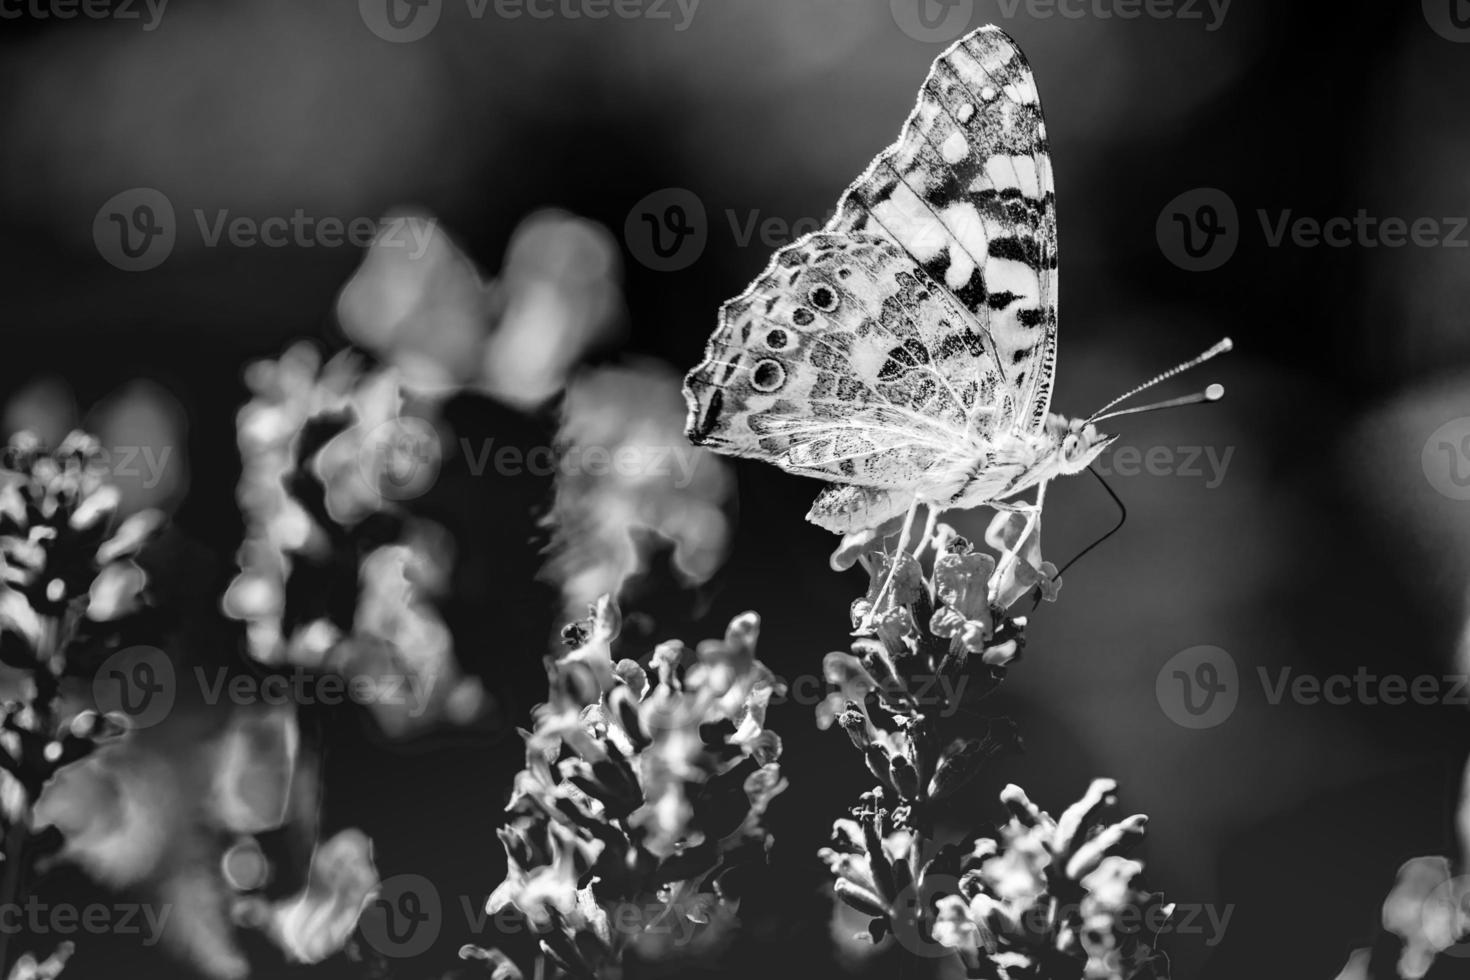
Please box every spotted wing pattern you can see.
[831,25,1058,433]
[685,233,1002,491]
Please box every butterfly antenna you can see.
[1087,338,1233,424]
[1034,467,1127,610]
[1091,384,1224,424]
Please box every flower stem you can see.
[0,816,33,975]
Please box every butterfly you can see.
[683,25,1228,573]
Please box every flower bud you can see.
[891,754,921,801]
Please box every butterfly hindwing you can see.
[828,25,1058,435]
[806,483,915,535]
[684,232,1003,497]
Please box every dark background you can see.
[5,1,1470,977]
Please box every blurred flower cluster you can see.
[336,209,623,408]
[1334,764,1470,980]
[339,206,731,621]
[0,431,162,978]
[0,431,378,980]
[542,364,732,619]
[0,431,162,689]
[0,206,734,980]
[819,513,1174,978]
[0,429,159,806]
[222,341,480,735]
[225,209,733,733]
[1335,856,1470,980]
[224,207,636,735]
[471,596,785,979]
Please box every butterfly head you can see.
[1049,415,1116,475]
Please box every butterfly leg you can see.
[867,497,921,619]
[911,503,941,559]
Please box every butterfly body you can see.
[795,413,1112,534]
[944,414,1114,507]
[684,26,1101,538]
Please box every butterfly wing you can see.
[829,25,1058,435]
[682,26,1060,536]
[684,231,1002,502]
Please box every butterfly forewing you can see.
[828,26,1058,434]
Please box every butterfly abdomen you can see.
[807,483,915,534]
[941,431,1058,508]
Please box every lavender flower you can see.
[473,597,785,979]
[835,522,1030,809]
[822,517,1173,978]
[823,781,1169,980]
